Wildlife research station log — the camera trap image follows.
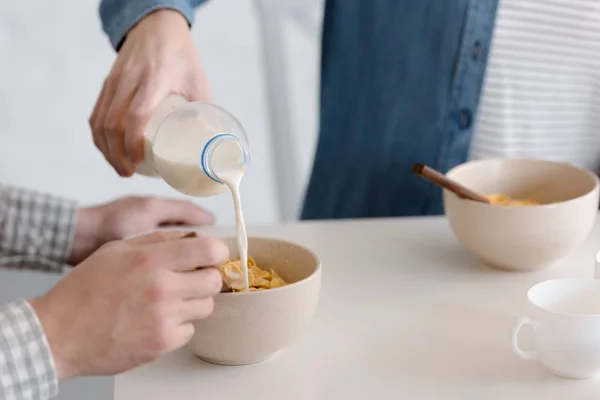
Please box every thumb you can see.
[186,72,213,103]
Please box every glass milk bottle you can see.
[136,94,251,197]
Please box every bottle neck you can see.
[201,133,250,183]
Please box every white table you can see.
[114,216,600,399]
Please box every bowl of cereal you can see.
[187,236,321,365]
[443,158,599,271]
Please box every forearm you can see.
[0,300,58,400]
[0,184,77,273]
[99,0,209,50]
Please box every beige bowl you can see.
[187,236,322,365]
[443,159,600,271]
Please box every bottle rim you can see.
[201,133,250,183]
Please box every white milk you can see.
[215,162,249,293]
[136,94,188,177]
[152,125,250,291]
[137,97,251,290]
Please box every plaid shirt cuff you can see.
[0,300,58,400]
[0,185,77,273]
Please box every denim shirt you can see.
[99,0,499,220]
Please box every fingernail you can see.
[128,145,144,164]
[120,160,136,177]
[117,166,134,177]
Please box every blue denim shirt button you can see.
[459,109,472,129]
[472,41,481,60]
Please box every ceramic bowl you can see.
[443,159,599,271]
[187,236,322,365]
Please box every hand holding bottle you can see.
[89,9,212,177]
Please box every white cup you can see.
[511,278,600,379]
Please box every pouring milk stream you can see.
[138,94,251,291]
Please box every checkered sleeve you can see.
[0,184,77,273]
[0,300,58,400]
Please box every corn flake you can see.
[486,193,541,207]
[220,257,288,293]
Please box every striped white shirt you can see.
[470,0,600,172]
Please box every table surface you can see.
[114,216,600,400]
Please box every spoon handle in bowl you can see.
[412,163,489,203]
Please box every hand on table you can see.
[69,196,215,265]
[30,231,228,380]
[89,9,212,177]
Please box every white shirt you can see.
[470,0,600,172]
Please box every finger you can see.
[179,298,215,322]
[173,322,195,349]
[151,199,215,226]
[186,79,213,103]
[105,82,138,176]
[143,235,229,271]
[107,134,134,176]
[125,230,192,246]
[94,78,123,175]
[177,267,223,299]
[160,322,195,354]
[89,82,104,128]
[90,82,110,160]
[125,81,168,164]
[185,59,213,102]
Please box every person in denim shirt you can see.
[93,0,600,220]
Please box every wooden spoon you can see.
[412,163,489,203]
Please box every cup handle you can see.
[511,316,538,360]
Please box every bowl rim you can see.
[445,158,600,209]
[216,235,322,297]
[527,278,600,318]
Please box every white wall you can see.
[0,0,321,227]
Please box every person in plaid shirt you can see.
[0,184,229,400]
